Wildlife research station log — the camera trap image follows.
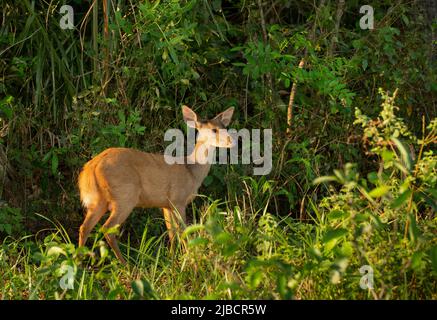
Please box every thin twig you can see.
[328,0,345,56]
[257,0,268,43]
[102,0,110,95]
[286,58,305,135]
[257,0,273,99]
[311,0,326,42]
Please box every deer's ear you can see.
[182,105,198,128]
[214,107,234,127]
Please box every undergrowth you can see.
[1,92,435,299]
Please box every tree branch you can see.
[286,58,305,135]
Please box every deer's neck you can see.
[186,140,214,183]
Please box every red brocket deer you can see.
[78,106,235,264]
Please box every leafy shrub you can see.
[0,205,24,237]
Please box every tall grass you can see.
[1,193,435,299]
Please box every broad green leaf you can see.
[262,180,272,193]
[47,246,66,257]
[408,213,420,243]
[51,153,59,175]
[333,169,345,183]
[411,251,425,271]
[284,78,291,88]
[367,171,379,184]
[391,189,412,209]
[368,185,390,198]
[328,210,348,221]
[42,150,52,163]
[3,224,12,235]
[215,231,232,244]
[107,288,123,300]
[323,228,348,244]
[131,279,144,297]
[0,95,13,119]
[277,274,292,299]
[188,237,209,247]
[340,242,353,257]
[100,225,120,235]
[100,244,108,259]
[381,150,394,162]
[182,224,205,238]
[248,270,263,289]
[131,279,157,299]
[392,137,412,171]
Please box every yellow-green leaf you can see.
[369,185,390,198]
[47,246,66,257]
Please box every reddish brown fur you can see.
[78,106,234,264]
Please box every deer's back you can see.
[87,147,196,208]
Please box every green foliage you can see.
[0,205,23,236]
[312,91,436,298]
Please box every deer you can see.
[77,105,235,264]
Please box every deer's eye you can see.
[212,128,217,133]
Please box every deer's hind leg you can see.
[79,201,107,247]
[102,188,139,264]
[102,204,135,264]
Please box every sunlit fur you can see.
[78,106,234,264]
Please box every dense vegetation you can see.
[0,0,436,299]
